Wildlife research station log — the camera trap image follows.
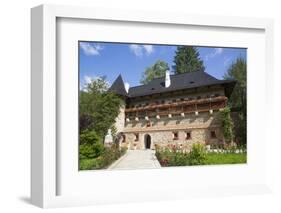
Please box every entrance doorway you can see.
[144,134,151,149]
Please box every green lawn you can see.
[205,153,247,165]
[156,148,247,167]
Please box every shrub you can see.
[155,143,246,167]
[79,130,101,145]
[79,143,105,159]
[187,143,207,165]
[80,158,100,170]
[79,144,128,170]
[155,146,189,166]
[79,130,104,159]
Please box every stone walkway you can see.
[108,150,161,170]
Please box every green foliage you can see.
[173,46,205,74]
[204,153,247,165]
[79,76,127,170]
[79,145,127,170]
[155,147,189,166]
[79,77,122,138]
[155,144,246,167]
[219,107,234,143]
[224,58,247,110]
[79,130,101,145]
[79,143,105,159]
[79,130,104,159]
[155,143,206,166]
[224,57,247,145]
[140,60,169,84]
[188,143,207,165]
[110,125,118,141]
[79,158,101,170]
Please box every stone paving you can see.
[108,149,161,170]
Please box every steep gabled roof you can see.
[128,71,236,98]
[110,71,236,99]
[108,74,128,97]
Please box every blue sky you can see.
[79,41,246,88]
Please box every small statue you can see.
[104,129,113,146]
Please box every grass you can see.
[79,146,127,170]
[205,153,247,165]
[156,147,247,167]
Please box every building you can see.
[109,70,236,150]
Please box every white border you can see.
[31,4,274,208]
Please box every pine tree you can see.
[173,46,205,74]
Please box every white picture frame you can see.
[31,4,274,208]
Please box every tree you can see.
[140,60,169,84]
[173,46,205,74]
[79,77,122,139]
[224,57,247,145]
[224,58,247,110]
[219,107,234,144]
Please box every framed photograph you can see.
[31,4,274,208]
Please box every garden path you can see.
[108,149,161,170]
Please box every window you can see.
[186,132,191,140]
[134,133,139,141]
[173,132,179,140]
[211,131,217,138]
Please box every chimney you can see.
[165,70,171,88]
[124,82,130,93]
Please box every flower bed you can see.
[155,143,246,167]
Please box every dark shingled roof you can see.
[110,71,236,98]
[108,74,128,97]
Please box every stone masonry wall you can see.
[117,87,226,150]
[121,111,224,150]
[114,103,125,134]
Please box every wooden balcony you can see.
[125,96,227,119]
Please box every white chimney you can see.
[165,70,171,88]
[124,82,130,93]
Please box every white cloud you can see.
[223,56,232,67]
[129,44,154,57]
[80,42,103,56]
[143,45,154,55]
[205,48,223,61]
[84,75,92,84]
[129,44,143,57]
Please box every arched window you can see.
[186,132,191,140]
[173,132,179,140]
[134,133,139,141]
[211,131,217,138]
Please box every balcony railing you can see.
[125,96,227,121]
